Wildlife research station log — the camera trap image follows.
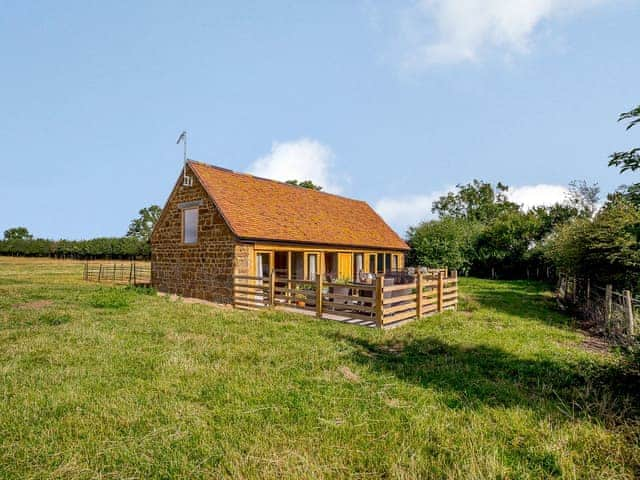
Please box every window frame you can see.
[368,254,376,274]
[305,252,319,280]
[182,207,199,245]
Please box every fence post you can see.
[623,290,635,336]
[605,284,613,333]
[269,269,276,307]
[375,275,385,328]
[452,270,458,310]
[316,273,323,319]
[416,273,424,318]
[437,271,444,312]
[98,264,102,282]
[287,252,292,305]
[83,262,88,281]
[586,278,591,309]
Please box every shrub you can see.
[407,217,482,273]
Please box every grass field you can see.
[0,257,638,479]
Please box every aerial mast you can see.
[176,130,192,186]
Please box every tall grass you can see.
[0,258,638,479]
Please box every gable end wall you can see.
[151,166,247,303]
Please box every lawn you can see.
[0,257,638,479]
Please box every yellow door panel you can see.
[338,253,353,280]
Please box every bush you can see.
[407,218,482,274]
[543,197,640,290]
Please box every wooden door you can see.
[338,253,353,281]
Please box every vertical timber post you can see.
[586,278,591,310]
[316,273,323,319]
[287,251,292,305]
[269,269,276,307]
[83,262,88,281]
[605,284,613,334]
[452,269,458,310]
[416,273,424,318]
[623,290,634,336]
[375,275,385,328]
[98,264,102,282]
[437,271,444,313]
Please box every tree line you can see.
[0,206,162,260]
[408,104,640,292]
[0,233,151,259]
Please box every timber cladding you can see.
[151,165,239,303]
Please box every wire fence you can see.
[83,262,151,286]
[557,274,637,342]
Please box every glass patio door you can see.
[255,252,272,278]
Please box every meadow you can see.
[0,257,638,479]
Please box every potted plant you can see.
[295,293,306,308]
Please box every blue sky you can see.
[1,0,638,239]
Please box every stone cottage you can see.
[150,160,409,303]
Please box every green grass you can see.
[0,258,638,479]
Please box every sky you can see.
[1,0,638,239]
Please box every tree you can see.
[407,218,482,273]
[543,197,640,289]
[285,179,323,191]
[566,180,600,217]
[126,205,162,241]
[613,183,640,207]
[432,180,519,223]
[609,104,640,173]
[474,211,540,277]
[3,227,32,240]
[530,203,579,239]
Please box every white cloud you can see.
[507,184,568,210]
[401,0,607,68]
[374,188,451,236]
[248,138,343,194]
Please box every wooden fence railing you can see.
[232,274,272,311]
[232,270,458,328]
[83,263,151,286]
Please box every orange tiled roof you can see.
[188,161,409,251]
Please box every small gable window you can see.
[183,208,199,244]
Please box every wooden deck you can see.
[233,270,458,329]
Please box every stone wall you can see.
[234,242,253,277]
[151,166,238,303]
